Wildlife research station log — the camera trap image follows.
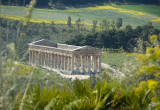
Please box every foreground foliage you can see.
[13,78,159,110]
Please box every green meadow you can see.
[101,52,136,68]
[113,4,160,17]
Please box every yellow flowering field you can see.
[85,5,160,22]
[85,6,147,16]
[152,17,160,22]
[15,64,39,76]
[0,14,92,26]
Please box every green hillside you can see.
[113,4,160,16]
[1,4,160,28]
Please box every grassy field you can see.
[113,4,160,17]
[101,52,136,67]
[1,5,160,28]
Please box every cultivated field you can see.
[1,4,160,28]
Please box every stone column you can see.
[37,51,40,66]
[67,56,69,71]
[65,56,68,71]
[54,54,57,68]
[71,56,74,72]
[62,55,64,70]
[29,50,31,64]
[32,51,34,65]
[40,52,43,66]
[57,54,59,69]
[52,54,54,68]
[88,56,91,74]
[58,55,61,69]
[76,56,80,73]
[39,52,42,66]
[53,54,56,68]
[47,53,50,67]
[37,51,39,66]
[32,50,34,65]
[43,52,45,66]
[91,56,94,72]
[60,55,63,70]
[44,52,47,67]
[35,51,37,66]
[41,52,44,66]
[49,53,51,67]
[68,56,71,71]
[99,56,101,73]
[93,56,97,73]
[85,56,88,70]
[33,51,35,66]
[36,51,39,66]
[82,56,85,73]
[64,56,66,70]
[49,53,52,68]
[34,51,36,66]
[58,55,60,69]
[46,53,49,67]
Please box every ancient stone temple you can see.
[28,39,102,74]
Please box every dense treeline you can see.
[1,0,160,7]
[66,23,160,52]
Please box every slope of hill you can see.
[1,4,160,29]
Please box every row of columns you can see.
[29,50,101,74]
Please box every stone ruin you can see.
[28,39,102,74]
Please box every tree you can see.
[50,21,56,32]
[116,18,122,29]
[76,18,81,31]
[111,20,116,29]
[100,18,110,29]
[92,20,98,32]
[67,16,72,28]
[136,34,160,81]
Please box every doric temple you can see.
[28,39,102,74]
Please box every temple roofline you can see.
[29,39,101,52]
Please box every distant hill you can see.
[1,0,160,8]
[1,5,160,29]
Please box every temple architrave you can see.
[28,39,102,74]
